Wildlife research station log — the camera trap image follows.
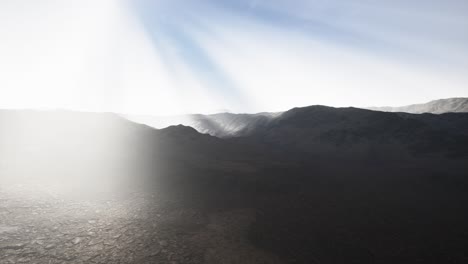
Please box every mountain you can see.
[0,110,237,193]
[238,105,468,157]
[125,111,281,138]
[4,107,467,194]
[126,98,468,138]
[3,107,467,190]
[367,97,468,114]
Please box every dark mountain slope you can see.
[239,106,468,157]
[398,112,468,136]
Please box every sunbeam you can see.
[1,0,467,114]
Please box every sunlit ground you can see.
[0,182,170,263]
[0,110,278,264]
[0,111,160,262]
[0,112,169,263]
[0,172,274,264]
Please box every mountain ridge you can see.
[125,98,468,138]
[367,97,468,114]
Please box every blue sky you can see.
[0,0,467,114]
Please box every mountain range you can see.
[126,97,468,137]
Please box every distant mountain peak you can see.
[159,124,201,136]
[367,97,468,114]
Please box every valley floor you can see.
[0,184,281,264]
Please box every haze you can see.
[1,0,467,115]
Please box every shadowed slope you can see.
[239,105,468,158]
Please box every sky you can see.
[0,0,467,115]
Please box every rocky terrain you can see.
[1,107,468,263]
[0,184,282,264]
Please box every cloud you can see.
[131,0,468,112]
[187,10,468,111]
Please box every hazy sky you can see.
[0,0,467,115]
